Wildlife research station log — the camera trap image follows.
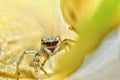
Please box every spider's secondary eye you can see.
[46,42,51,44]
[41,39,43,42]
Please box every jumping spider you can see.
[16,36,75,80]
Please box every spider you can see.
[16,36,75,80]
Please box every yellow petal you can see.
[51,0,120,80]
[0,0,76,79]
[0,0,120,80]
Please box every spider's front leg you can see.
[59,39,76,51]
[16,50,38,80]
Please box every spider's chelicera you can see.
[16,36,74,80]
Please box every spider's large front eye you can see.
[55,41,58,44]
[50,41,58,46]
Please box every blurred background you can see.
[0,0,120,80]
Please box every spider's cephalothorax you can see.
[16,36,74,80]
[40,36,60,56]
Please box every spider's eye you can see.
[41,38,46,41]
[54,40,58,44]
[41,39,43,42]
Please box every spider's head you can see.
[41,36,60,47]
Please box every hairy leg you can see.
[38,62,47,75]
[33,59,40,79]
[16,50,38,80]
[34,53,48,79]
[16,51,25,80]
